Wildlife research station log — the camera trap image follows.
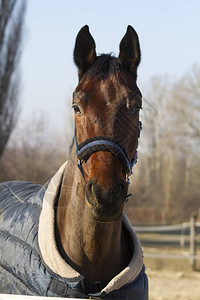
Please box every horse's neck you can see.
[56,149,131,282]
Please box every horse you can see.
[0,25,148,299]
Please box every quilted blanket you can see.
[0,161,148,299]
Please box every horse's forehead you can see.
[99,77,130,103]
[76,74,135,104]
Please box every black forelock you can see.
[84,54,123,79]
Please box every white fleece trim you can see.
[38,161,81,279]
[102,214,143,294]
[38,161,144,294]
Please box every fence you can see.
[134,216,200,270]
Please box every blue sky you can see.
[20,0,200,132]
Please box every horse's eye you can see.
[72,104,81,114]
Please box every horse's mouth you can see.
[89,206,123,223]
[86,191,126,223]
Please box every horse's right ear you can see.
[74,25,96,79]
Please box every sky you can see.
[20,0,200,133]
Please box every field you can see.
[148,269,200,300]
[135,222,200,299]
[143,246,200,300]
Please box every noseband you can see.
[74,121,142,183]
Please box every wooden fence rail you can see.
[134,216,200,270]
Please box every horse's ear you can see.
[74,25,96,79]
[119,25,141,79]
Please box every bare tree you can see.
[0,0,26,157]
[128,64,200,224]
[0,113,68,184]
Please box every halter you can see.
[74,121,142,183]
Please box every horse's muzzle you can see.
[86,179,128,222]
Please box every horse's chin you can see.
[90,211,123,223]
[86,198,125,223]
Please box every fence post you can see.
[190,214,196,270]
[180,223,186,248]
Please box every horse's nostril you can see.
[86,180,98,206]
[87,181,92,192]
[86,181,93,197]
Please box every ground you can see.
[148,269,200,300]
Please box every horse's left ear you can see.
[74,25,97,79]
[119,26,141,79]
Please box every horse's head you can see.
[73,25,142,222]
